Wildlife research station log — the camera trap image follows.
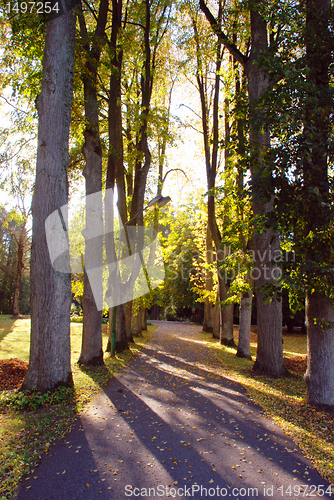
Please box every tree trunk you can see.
[126,300,134,342]
[303,0,333,407]
[131,306,142,336]
[218,274,235,346]
[203,299,214,333]
[106,306,115,353]
[203,225,215,333]
[115,302,128,353]
[12,225,25,318]
[106,0,129,354]
[212,301,220,339]
[77,0,108,366]
[237,291,252,359]
[246,8,286,377]
[141,306,147,331]
[79,134,103,366]
[251,221,285,376]
[305,291,334,408]
[22,9,76,392]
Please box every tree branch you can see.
[162,168,189,184]
[178,103,203,121]
[199,0,248,67]
[0,136,37,165]
[0,96,29,115]
[82,0,98,22]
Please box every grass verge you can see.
[0,319,156,500]
[199,329,334,486]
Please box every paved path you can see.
[15,322,332,500]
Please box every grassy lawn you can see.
[0,316,156,500]
[0,316,31,361]
[200,327,334,486]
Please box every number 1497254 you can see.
[5,2,59,14]
[278,484,333,497]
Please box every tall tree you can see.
[302,0,334,407]
[261,0,334,402]
[188,4,237,345]
[200,0,287,376]
[234,60,252,360]
[105,0,128,354]
[77,0,108,366]
[105,0,172,353]
[22,7,76,392]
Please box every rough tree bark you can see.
[12,224,27,318]
[106,0,129,354]
[202,225,216,334]
[303,0,334,408]
[78,0,108,366]
[305,292,334,407]
[237,290,252,359]
[22,8,76,392]
[246,8,286,377]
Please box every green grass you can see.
[199,328,334,486]
[0,317,31,360]
[0,316,156,499]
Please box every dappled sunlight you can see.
[283,335,307,356]
[81,355,308,497]
[284,350,306,357]
[139,351,206,383]
[190,384,242,399]
[240,376,305,403]
[169,334,211,346]
[202,329,334,485]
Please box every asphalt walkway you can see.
[15,321,332,499]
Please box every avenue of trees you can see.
[0,0,333,408]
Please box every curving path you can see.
[15,321,332,499]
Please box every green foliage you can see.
[0,206,30,315]
[158,198,205,312]
[0,12,45,102]
[256,2,334,300]
[0,386,75,412]
[70,314,83,323]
